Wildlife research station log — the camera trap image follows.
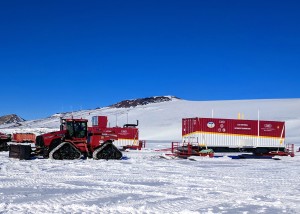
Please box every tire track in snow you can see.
[1,150,300,213]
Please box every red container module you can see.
[12,133,36,143]
[182,117,285,153]
[89,116,141,148]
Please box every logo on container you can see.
[264,124,272,128]
[207,122,215,128]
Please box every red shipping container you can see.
[12,133,36,143]
[182,117,285,151]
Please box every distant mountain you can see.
[0,114,25,125]
[110,96,181,108]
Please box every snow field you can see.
[0,141,299,214]
[0,98,300,213]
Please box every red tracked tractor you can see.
[34,116,123,160]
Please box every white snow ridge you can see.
[0,97,300,213]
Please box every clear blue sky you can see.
[1,0,299,120]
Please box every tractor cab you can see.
[60,118,88,139]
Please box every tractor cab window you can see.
[66,121,74,137]
[66,121,87,138]
[73,121,87,138]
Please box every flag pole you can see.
[257,109,260,147]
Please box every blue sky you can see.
[1,0,300,120]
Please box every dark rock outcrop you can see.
[110,96,180,108]
[0,114,25,125]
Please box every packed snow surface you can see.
[0,141,300,214]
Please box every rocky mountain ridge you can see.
[0,114,25,125]
[109,96,180,108]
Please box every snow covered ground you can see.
[1,98,300,213]
[0,141,300,214]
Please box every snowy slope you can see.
[1,98,300,143]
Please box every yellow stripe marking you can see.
[183,131,285,140]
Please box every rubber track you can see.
[49,142,81,160]
[92,142,122,160]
